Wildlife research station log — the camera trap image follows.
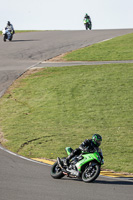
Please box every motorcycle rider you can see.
[5,21,15,34]
[84,13,91,22]
[58,134,102,167]
[83,13,92,30]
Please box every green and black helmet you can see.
[92,134,102,147]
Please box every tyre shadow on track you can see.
[94,180,133,185]
[61,178,133,185]
[12,40,39,42]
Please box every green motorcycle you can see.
[83,18,92,30]
[51,147,104,183]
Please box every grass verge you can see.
[63,33,133,61]
[0,64,133,173]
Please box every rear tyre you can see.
[89,23,92,30]
[51,161,65,179]
[82,163,100,183]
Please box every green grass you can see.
[0,64,133,173]
[63,33,133,61]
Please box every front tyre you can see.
[3,35,6,42]
[85,23,88,30]
[9,34,13,41]
[82,163,100,183]
[51,161,65,179]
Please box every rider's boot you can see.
[64,151,75,167]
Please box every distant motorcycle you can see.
[51,147,104,183]
[83,18,92,30]
[2,28,13,42]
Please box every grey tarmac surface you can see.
[0,146,133,200]
[0,29,133,200]
[0,29,133,96]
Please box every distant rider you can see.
[5,21,15,34]
[58,134,102,167]
[84,13,91,22]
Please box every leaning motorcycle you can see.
[83,18,92,30]
[51,147,104,183]
[2,28,13,42]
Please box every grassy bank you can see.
[63,33,133,61]
[0,63,133,173]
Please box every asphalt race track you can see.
[0,29,133,200]
[1,29,133,96]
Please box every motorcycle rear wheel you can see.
[82,163,100,183]
[51,161,65,179]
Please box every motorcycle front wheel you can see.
[82,163,100,183]
[85,23,88,30]
[9,34,13,41]
[3,35,6,42]
[51,161,65,179]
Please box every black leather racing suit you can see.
[66,139,98,165]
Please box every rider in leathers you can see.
[59,134,102,166]
[5,21,15,34]
[84,13,91,22]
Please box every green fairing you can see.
[83,18,89,23]
[76,152,102,172]
[65,147,103,172]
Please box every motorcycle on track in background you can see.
[2,28,13,42]
[51,146,104,183]
[83,18,92,30]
